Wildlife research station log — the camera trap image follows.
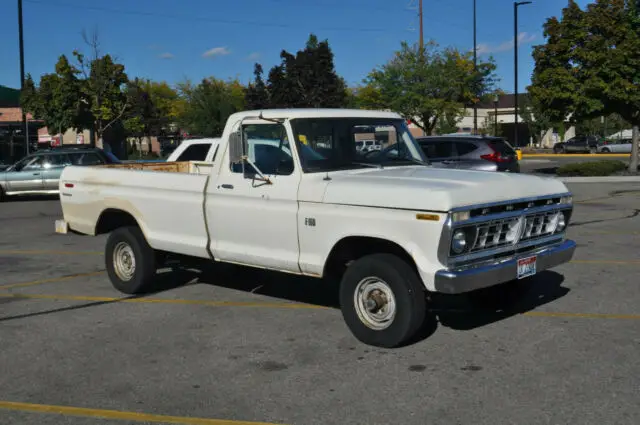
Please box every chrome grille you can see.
[521,211,559,240]
[470,217,522,252]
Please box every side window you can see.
[177,144,210,161]
[455,142,477,156]
[68,152,103,165]
[23,156,44,170]
[421,141,455,159]
[43,153,70,168]
[231,123,294,176]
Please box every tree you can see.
[245,64,270,109]
[520,95,553,145]
[72,29,130,145]
[177,77,245,137]
[245,34,348,109]
[357,40,498,134]
[20,55,87,136]
[529,0,640,172]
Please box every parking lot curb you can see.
[558,176,640,183]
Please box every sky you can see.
[1,0,594,94]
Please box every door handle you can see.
[220,184,234,189]
[32,173,40,176]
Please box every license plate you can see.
[517,256,537,279]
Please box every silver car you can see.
[416,135,521,173]
[0,147,119,201]
[597,138,633,153]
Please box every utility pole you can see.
[418,0,424,52]
[18,0,28,156]
[473,0,477,135]
[514,1,532,148]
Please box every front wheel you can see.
[105,226,158,294]
[339,253,427,348]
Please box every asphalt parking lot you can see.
[1,182,639,425]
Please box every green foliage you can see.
[357,40,498,134]
[20,55,87,135]
[177,78,245,137]
[529,0,640,171]
[556,160,627,176]
[520,95,553,144]
[245,34,347,109]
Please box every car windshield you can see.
[289,117,428,172]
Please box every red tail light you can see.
[64,183,74,188]
[480,152,511,163]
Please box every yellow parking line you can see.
[0,271,105,290]
[0,292,328,309]
[571,260,640,265]
[523,311,640,320]
[522,153,629,157]
[0,400,281,425]
[0,250,102,255]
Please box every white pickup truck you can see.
[55,108,576,347]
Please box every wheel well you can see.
[323,236,418,280]
[95,209,140,235]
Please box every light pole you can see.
[493,94,499,136]
[473,0,477,135]
[18,0,28,156]
[514,1,532,148]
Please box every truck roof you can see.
[227,108,403,121]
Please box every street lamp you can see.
[514,1,532,148]
[493,94,499,136]
[473,0,477,135]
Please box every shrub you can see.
[556,160,627,177]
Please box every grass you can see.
[556,160,629,177]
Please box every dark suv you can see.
[416,135,520,173]
[0,146,120,200]
[552,135,599,154]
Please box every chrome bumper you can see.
[434,239,577,294]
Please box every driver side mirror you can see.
[228,130,246,164]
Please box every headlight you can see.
[560,195,573,205]
[451,229,468,254]
[452,211,470,222]
[556,212,566,232]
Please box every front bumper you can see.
[434,239,576,294]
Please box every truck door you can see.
[206,121,302,273]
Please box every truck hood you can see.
[321,166,570,212]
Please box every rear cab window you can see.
[177,144,210,161]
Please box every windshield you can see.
[289,117,428,172]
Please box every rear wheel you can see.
[339,253,427,348]
[601,148,610,153]
[105,226,157,294]
[0,187,5,202]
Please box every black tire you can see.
[601,148,610,153]
[339,253,427,348]
[105,226,157,294]
[0,187,5,202]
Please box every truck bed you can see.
[98,161,213,174]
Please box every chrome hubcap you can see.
[354,277,396,330]
[113,242,136,281]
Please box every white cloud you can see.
[202,47,231,58]
[246,52,261,61]
[476,32,537,55]
[158,52,175,59]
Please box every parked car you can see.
[596,138,633,153]
[0,146,120,201]
[552,135,599,154]
[54,108,576,348]
[415,135,520,173]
